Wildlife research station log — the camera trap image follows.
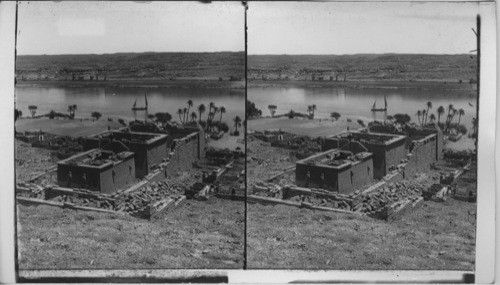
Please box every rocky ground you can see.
[15,140,56,182]
[16,138,245,269]
[18,198,245,269]
[246,134,477,270]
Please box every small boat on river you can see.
[371,95,387,112]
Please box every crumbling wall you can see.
[349,159,375,192]
[99,157,136,194]
[405,134,437,176]
[57,164,102,191]
[296,163,340,191]
[322,137,349,151]
[165,132,201,177]
[296,157,373,194]
[383,139,407,172]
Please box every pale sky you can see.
[17,1,245,55]
[248,2,482,55]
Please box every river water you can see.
[248,87,477,130]
[15,86,245,125]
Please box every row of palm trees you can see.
[415,102,466,133]
[175,100,242,133]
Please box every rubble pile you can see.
[252,182,282,199]
[114,180,185,217]
[369,196,424,221]
[284,181,427,217]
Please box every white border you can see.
[0,1,497,284]
[0,1,17,284]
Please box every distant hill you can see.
[248,54,477,82]
[16,52,245,81]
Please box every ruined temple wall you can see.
[99,157,136,194]
[165,132,201,177]
[384,139,407,172]
[296,163,340,191]
[57,164,104,192]
[349,159,375,192]
[295,157,373,194]
[405,135,437,176]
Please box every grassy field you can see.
[17,198,245,269]
[16,118,123,138]
[247,189,476,270]
[248,117,361,138]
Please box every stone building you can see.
[322,131,407,179]
[296,149,374,194]
[57,149,136,194]
[83,131,168,178]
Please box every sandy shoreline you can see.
[248,80,477,92]
[16,79,245,89]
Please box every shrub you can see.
[219,122,229,133]
[91,112,102,120]
[118,118,126,126]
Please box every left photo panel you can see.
[15,1,245,270]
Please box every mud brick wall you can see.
[296,158,373,194]
[384,139,407,173]
[349,159,375,192]
[57,164,102,191]
[296,163,341,191]
[363,140,405,179]
[405,134,437,176]
[99,157,136,194]
[165,132,201,177]
[322,137,349,151]
[58,158,136,194]
[407,127,443,160]
[83,137,105,151]
[127,139,167,178]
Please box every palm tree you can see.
[208,102,215,120]
[429,114,436,123]
[68,104,77,119]
[416,110,422,125]
[190,112,197,122]
[177,108,183,123]
[445,104,455,130]
[28,105,37,118]
[311,104,317,118]
[458,108,465,124]
[182,107,188,124]
[472,117,477,136]
[233,115,242,132]
[198,104,206,123]
[437,106,445,123]
[421,109,427,126]
[268,105,277,117]
[424,101,432,124]
[187,99,193,118]
[219,106,226,125]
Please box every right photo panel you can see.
[246,2,479,269]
